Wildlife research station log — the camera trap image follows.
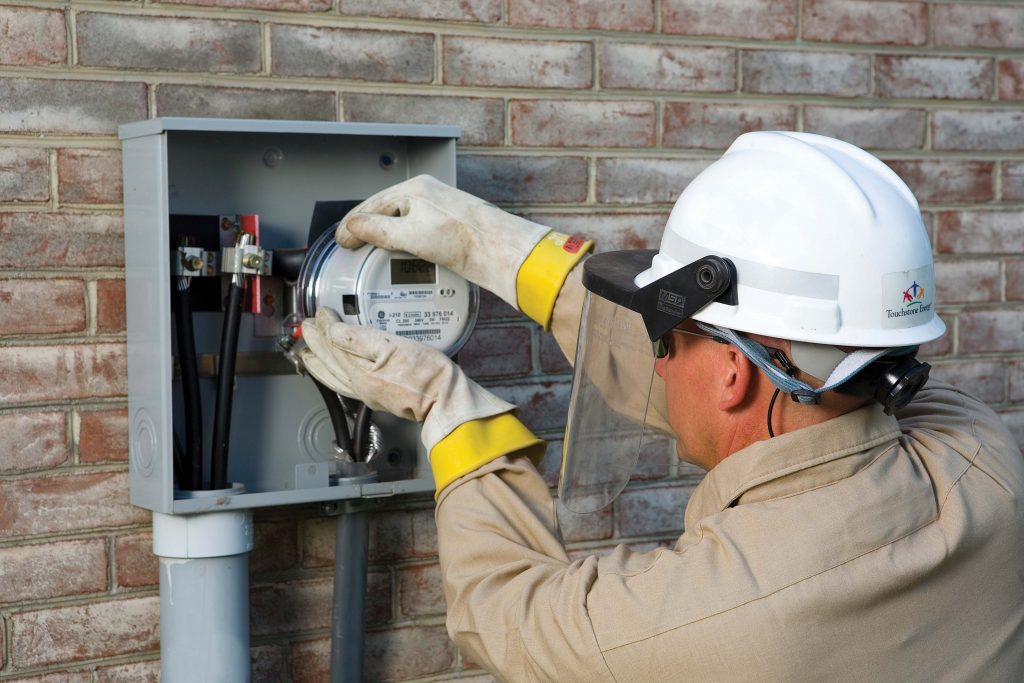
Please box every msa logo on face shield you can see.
[657,289,686,317]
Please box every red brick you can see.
[78,407,128,463]
[303,508,434,566]
[456,155,588,204]
[57,149,122,205]
[250,518,299,574]
[511,100,655,148]
[251,645,286,683]
[597,157,709,204]
[933,110,1024,152]
[1003,161,1024,201]
[0,78,147,135]
[663,0,796,40]
[934,4,1024,49]
[77,13,260,73]
[0,471,145,539]
[477,288,526,323]
[365,625,456,680]
[341,0,499,21]
[0,212,123,267]
[272,25,433,83]
[0,410,67,472]
[1007,259,1024,301]
[344,93,503,146]
[527,211,668,252]
[958,311,1024,354]
[251,573,390,636]
[619,484,691,536]
[930,360,1006,405]
[743,50,869,96]
[444,37,592,89]
[936,211,1024,254]
[0,278,86,335]
[398,562,446,617]
[95,278,126,334]
[161,0,328,10]
[803,106,926,150]
[156,84,336,120]
[0,6,67,66]
[12,596,159,668]
[290,638,330,682]
[875,55,993,100]
[459,326,533,380]
[1009,360,1024,402]
[4,674,92,683]
[491,381,571,433]
[0,343,126,406]
[802,0,926,45]
[95,660,160,682]
[510,0,655,31]
[664,101,796,150]
[115,533,158,588]
[886,159,995,204]
[998,59,1024,100]
[540,331,572,374]
[934,260,1001,305]
[918,322,953,358]
[600,43,735,93]
[411,507,439,557]
[0,147,48,202]
[0,539,107,602]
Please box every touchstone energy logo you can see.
[882,267,934,328]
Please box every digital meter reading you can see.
[390,258,437,285]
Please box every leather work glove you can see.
[301,309,545,495]
[337,175,593,329]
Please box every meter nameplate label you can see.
[369,301,459,344]
[366,288,435,302]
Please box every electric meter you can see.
[297,226,479,356]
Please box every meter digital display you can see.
[390,259,437,285]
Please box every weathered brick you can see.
[11,596,159,668]
[743,50,869,96]
[537,437,562,487]
[0,147,48,202]
[251,645,286,683]
[600,44,735,92]
[303,508,434,566]
[875,56,993,100]
[115,533,158,588]
[958,311,1024,354]
[540,331,572,374]
[0,6,66,66]
[934,260,1001,305]
[251,573,390,635]
[0,411,67,472]
[456,155,588,204]
[663,102,796,149]
[930,360,1006,405]
[934,3,1024,49]
[619,484,690,537]
[477,288,526,323]
[459,326,533,380]
[1003,161,1024,200]
[411,506,439,557]
[290,638,331,683]
[526,212,668,252]
[57,149,122,205]
[444,36,592,89]
[918,321,953,358]
[1009,360,1024,402]
[96,278,126,334]
[510,0,655,31]
[156,84,337,121]
[365,625,456,680]
[78,407,128,463]
[803,106,926,150]
[1000,410,1024,451]
[95,660,161,683]
[936,211,1024,254]
[344,93,503,146]
[802,0,926,45]
[0,78,147,135]
[933,110,1024,152]
[663,0,796,40]
[596,157,708,204]
[272,25,433,83]
[398,562,446,617]
[557,497,614,542]
[0,471,144,539]
[886,159,995,204]
[0,278,85,335]
[511,100,656,148]
[1007,259,1024,301]
[161,0,328,10]
[4,673,92,683]
[0,213,123,268]
[998,59,1024,100]
[0,538,107,602]
[0,344,126,406]
[77,13,260,73]
[249,518,299,574]
[341,0,500,22]
[490,381,571,433]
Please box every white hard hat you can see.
[635,131,945,347]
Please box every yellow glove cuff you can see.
[429,413,546,497]
[516,231,594,330]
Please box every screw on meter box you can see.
[297,225,479,356]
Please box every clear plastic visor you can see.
[560,293,663,514]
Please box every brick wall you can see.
[1,0,1022,680]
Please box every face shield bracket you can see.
[581,250,737,341]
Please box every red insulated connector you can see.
[239,214,261,315]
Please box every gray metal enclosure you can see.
[120,118,459,515]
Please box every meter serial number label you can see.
[367,289,434,301]
[370,303,458,344]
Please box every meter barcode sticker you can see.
[396,329,442,342]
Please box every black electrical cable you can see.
[172,431,187,489]
[173,283,203,490]
[312,377,354,457]
[353,404,373,462]
[210,281,245,490]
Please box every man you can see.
[301,132,1024,680]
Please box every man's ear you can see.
[719,345,756,411]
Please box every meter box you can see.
[119,118,464,515]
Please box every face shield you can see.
[559,250,736,513]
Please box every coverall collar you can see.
[684,403,902,528]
